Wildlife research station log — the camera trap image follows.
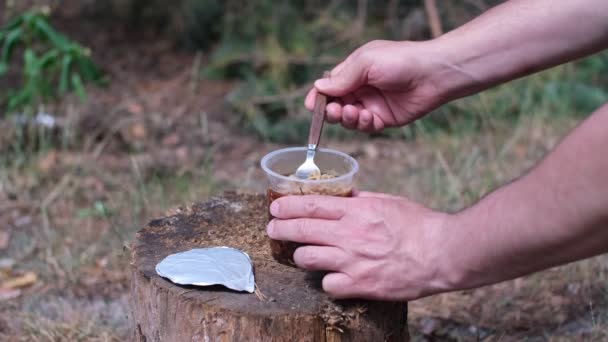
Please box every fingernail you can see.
[266,220,275,237]
[270,201,280,216]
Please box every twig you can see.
[0,202,32,213]
[40,173,72,237]
[434,149,462,198]
[200,112,210,145]
[45,248,67,279]
[214,54,340,68]
[92,116,140,160]
[130,155,151,213]
[190,51,203,93]
[424,0,443,38]
[82,100,131,153]
[254,284,269,302]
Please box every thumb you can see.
[314,58,369,97]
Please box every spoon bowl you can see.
[294,144,321,179]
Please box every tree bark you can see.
[130,192,409,341]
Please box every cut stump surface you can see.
[131,192,408,341]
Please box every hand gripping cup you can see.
[261,147,359,266]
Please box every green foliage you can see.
[190,1,607,143]
[0,8,105,114]
[199,0,420,143]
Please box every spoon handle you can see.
[308,71,331,149]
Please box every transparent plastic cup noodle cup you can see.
[261,147,359,266]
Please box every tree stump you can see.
[130,192,408,341]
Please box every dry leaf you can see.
[130,123,147,140]
[162,133,180,146]
[0,231,9,249]
[1,272,38,290]
[127,102,144,114]
[0,288,21,301]
[38,149,59,173]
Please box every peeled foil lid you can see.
[155,247,255,293]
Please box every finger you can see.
[340,93,358,105]
[372,114,385,132]
[354,86,395,124]
[322,273,358,298]
[330,60,348,76]
[294,246,346,271]
[270,195,347,220]
[326,102,342,123]
[315,56,370,97]
[341,105,359,129]
[357,109,374,132]
[267,218,340,245]
[305,88,318,110]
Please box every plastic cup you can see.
[261,147,359,266]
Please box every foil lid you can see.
[155,247,254,293]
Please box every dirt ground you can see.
[1,13,607,342]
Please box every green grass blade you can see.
[7,86,33,113]
[1,28,22,65]
[33,16,71,51]
[39,49,60,70]
[75,56,103,82]
[1,15,23,31]
[71,73,87,101]
[23,48,39,77]
[59,55,73,95]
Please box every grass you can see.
[0,134,220,340]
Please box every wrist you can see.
[422,211,472,295]
[421,37,489,103]
[433,208,486,293]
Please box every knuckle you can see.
[295,220,310,241]
[358,217,383,237]
[358,49,373,63]
[299,249,317,268]
[363,40,380,49]
[367,63,381,83]
[304,201,319,216]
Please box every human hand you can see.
[266,191,455,300]
[305,40,448,132]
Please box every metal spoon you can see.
[295,72,330,179]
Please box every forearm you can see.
[443,103,608,290]
[427,0,608,100]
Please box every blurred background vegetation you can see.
[1,0,607,340]
[2,0,607,143]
